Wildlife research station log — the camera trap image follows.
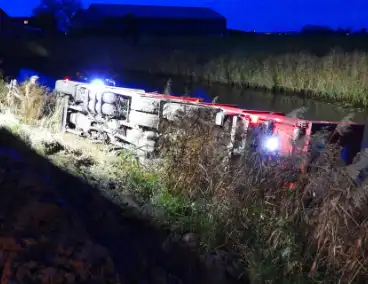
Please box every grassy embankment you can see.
[1,76,368,283]
[23,34,368,106]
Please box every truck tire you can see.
[101,92,118,104]
[129,111,159,129]
[130,97,160,114]
[101,103,118,116]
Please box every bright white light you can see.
[90,79,105,90]
[263,136,279,152]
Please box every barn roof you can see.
[86,4,225,20]
[0,8,9,17]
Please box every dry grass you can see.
[154,107,368,283]
[0,76,60,128]
[145,50,368,105]
[1,74,368,283]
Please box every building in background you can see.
[70,4,227,37]
[0,9,41,37]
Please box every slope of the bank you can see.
[0,112,247,284]
[1,75,368,284]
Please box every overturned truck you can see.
[55,79,368,180]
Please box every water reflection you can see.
[119,71,368,123]
[192,88,213,103]
[212,86,367,123]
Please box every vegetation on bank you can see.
[1,76,368,283]
[145,50,368,105]
[138,35,368,105]
[4,35,368,104]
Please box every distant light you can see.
[64,76,70,81]
[24,20,28,24]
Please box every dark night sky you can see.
[1,0,367,32]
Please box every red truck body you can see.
[142,91,364,164]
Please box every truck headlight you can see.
[263,136,279,152]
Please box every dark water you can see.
[118,72,368,123]
[5,64,368,123]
